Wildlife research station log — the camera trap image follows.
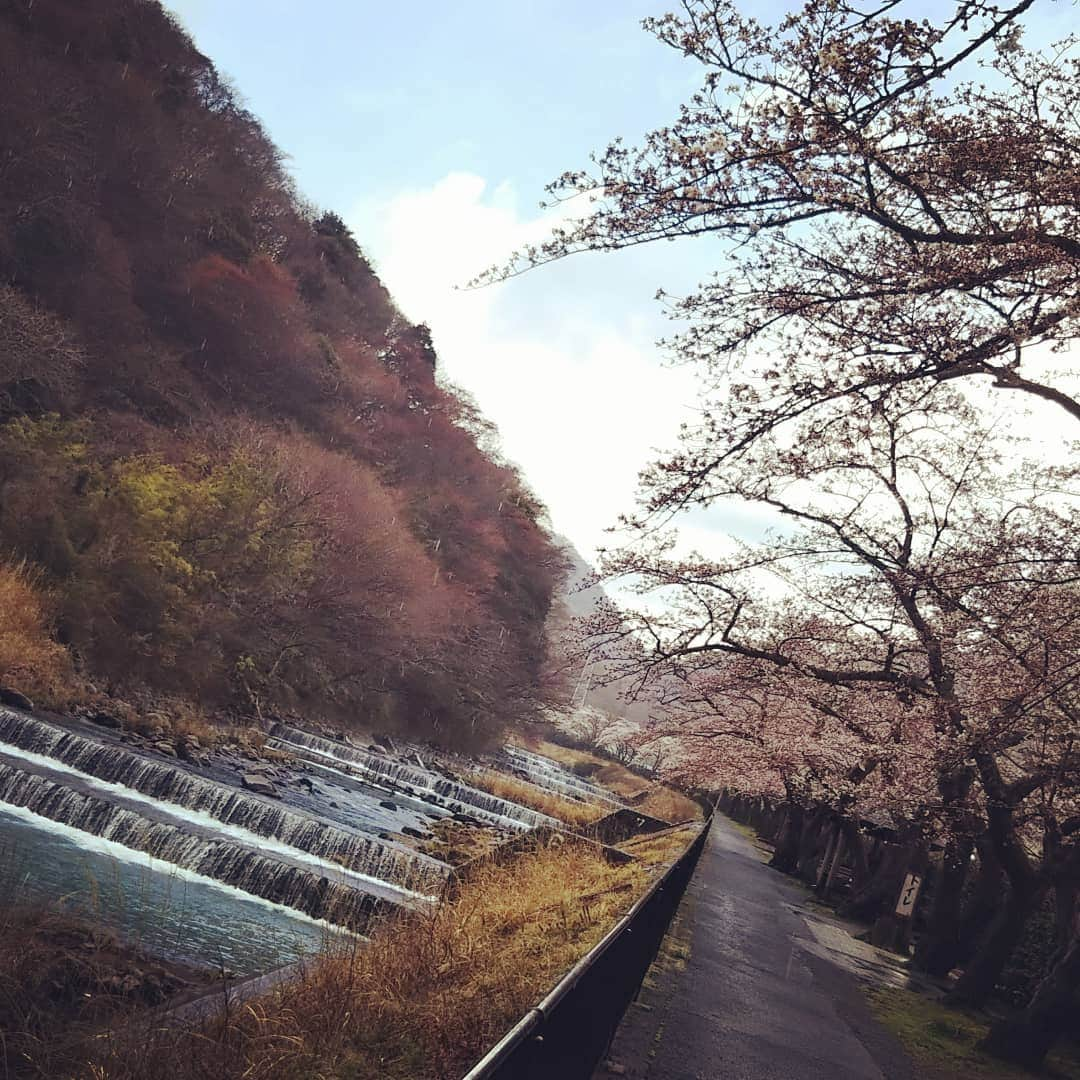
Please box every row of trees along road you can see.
[484,0,1080,1068]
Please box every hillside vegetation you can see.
[0,0,565,746]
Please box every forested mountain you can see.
[0,0,565,746]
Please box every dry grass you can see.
[0,558,78,708]
[618,824,700,863]
[418,817,506,866]
[634,786,704,825]
[467,769,608,828]
[523,740,704,824]
[0,904,206,1079]
[86,832,700,1080]
[122,698,272,756]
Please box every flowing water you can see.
[0,711,447,897]
[269,725,561,830]
[0,708,604,979]
[0,802,334,975]
[502,745,622,805]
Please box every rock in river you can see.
[241,773,277,797]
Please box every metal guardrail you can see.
[461,814,714,1080]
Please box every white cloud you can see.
[352,172,1080,571]
[350,173,699,563]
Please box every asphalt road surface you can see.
[595,818,920,1080]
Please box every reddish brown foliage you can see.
[0,0,564,746]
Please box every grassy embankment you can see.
[466,738,703,831]
[868,988,1080,1080]
[523,738,704,824]
[81,827,697,1080]
[0,905,212,1079]
[465,768,608,828]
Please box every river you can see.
[0,802,337,976]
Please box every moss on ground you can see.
[867,987,1080,1080]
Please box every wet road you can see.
[595,818,918,1080]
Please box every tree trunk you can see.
[817,826,846,897]
[948,882,1042,1008]
[840,840,912,922]
[838,818,869,893]
[980,934,1080,1069]
[912,835,974,977]
[796,808,830,883]
[1049,880,1077,969]
[764,803,787,844]
[769,802,803,873]
[954,840,1006,968]
[868,846,928,955]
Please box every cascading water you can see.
[0,709,448,895]
[0,801,332,975]
[0,708,607,957]
[269,725,560,830]
[502,745,622,805]
[282,749,545,833]
[0,758,385,929]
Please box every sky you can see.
[163,1,1074,567]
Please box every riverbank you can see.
[26,826,697,1080]
[0,904,215,1079]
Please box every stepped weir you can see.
[0,707,615,953]
[0,708,452,928]
[269,724,561,830]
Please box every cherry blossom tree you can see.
[484,0,1080,474]
[579,385,1079,1033]
[489,3,1080,1058]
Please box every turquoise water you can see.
[0,803,338,976]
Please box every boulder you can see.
[241,773,276,797]
[0,686,34,711]
[379,800,398,811]
[177,739,201,762]
[401,826,430,841]
[87,709,122,729]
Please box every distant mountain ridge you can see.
[551,536,652,727]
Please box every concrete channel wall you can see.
[462,815,713,1080]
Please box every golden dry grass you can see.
[120,698,274,756]
[418,817,505,865]
[0,559,77,708]
[617,824,700,863]
[467,769,608,828]
[522,740,704,823]
[634,786,703,824]
[87,831,699,1080]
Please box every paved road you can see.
[595,818,919,1080]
